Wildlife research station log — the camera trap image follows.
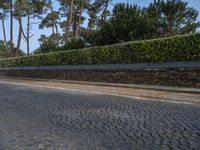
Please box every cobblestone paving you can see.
[0,82,200,150]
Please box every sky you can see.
[0,0,200,53]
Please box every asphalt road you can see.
[0,81,200,150]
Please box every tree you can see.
[74,0,84,39]
[14,0,24,56]
[0,1,9,48]
[39,0,60,45]
[0,40,24,58]
[66,0,74,42]
[34,34,61,54]
[58,0,88,42]
[0,40,10,58]
[39,11,60,42]
[21,0,45,55]
[95,3,148,45]
[73,0,90,39]
[87,6,98,29]
[146,0,200,37]
[87,0,112,29]
[9,0,14,52]
[86,1,200,46]
[93,0,112,21]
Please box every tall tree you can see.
[39,0,60,44]
[57,0,68,44]
[94,0,112,21]
[74,0,89,39]
[87,0,112,30]
[66,0,74,42]
[0,1,8,48]
[88,6,98,29]
[146,0,200,36]
[58,0,86,41]
[22,0,45,55]
[101,0,110,21]
[14,0,24,56]
[10,0,14,52]
[95,3,147,45]
[23,0,31,55]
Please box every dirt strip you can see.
[0,77,200,105]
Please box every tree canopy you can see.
[0,0,199,57]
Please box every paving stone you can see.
[0,82,200,149]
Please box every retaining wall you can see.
[0,61,200,88]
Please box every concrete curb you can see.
[0,76,200,94]
[1,61,200,71]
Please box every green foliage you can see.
[0,34,200,67]
[146,0,200,36]
[33,38,61,54]
[89,1,200,46]
[63,39,86,50]
[81,29,99,46]
[96,3,149,45]
[0,40,24,58]
[88,0,112,29]
[0,45,9,58]
[39,11,59,29]
[34,37,87,54]
[84,3,146,46]
[111,3,146,40]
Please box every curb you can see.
[0,76,200,94]
[1,61,200,71]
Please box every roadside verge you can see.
[0,76,200,105]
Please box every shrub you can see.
[62,39,87,51]
[34,38,88,54]
[0,33,200,67]
[33,39,62,54]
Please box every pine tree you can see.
[146,0,200,36]
[0,1,9,48]
[39,0,60,45]
[66,0,74,42]
[22,0,45,55]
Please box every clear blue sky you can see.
[0,0,200,53]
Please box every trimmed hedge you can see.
[0,33,200,67]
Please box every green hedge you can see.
[0,33,200,67]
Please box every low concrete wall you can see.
[1,61,200,71]
[0,61,200,88]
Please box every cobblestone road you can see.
[0,81,200,150]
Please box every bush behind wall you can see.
[0,33,200,67]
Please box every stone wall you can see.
[0,68,200,88]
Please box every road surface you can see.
[0,81,200,150]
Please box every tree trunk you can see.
[49,0,56,44]
[73,8,78,38]
[55,24,59,44]
[27,12,30,55]
[16,13,22,57]
[66,0,74,42]
[10,0,13,51]
[102,0,109,21]
[2,13,7,48]
[75,0,84,39]
[51,24,55,44]
[55,24,59,34]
